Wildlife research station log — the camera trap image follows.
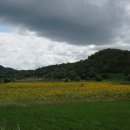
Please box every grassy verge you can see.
[0,101,130,130]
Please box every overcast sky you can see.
[0,0,130,70]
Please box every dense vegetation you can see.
[1,48,130,82]
[34,48,130,81]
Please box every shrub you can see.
[102,73,110,79]
[75,76,81,81]
[126,74,130,81]
[95,74,103,81]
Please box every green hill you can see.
[0,65,17,78]
[33,48,130,80]
[0,48,130,81]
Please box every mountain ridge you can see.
[0,48,130,80]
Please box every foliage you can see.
[126,74,130,81]
[95,74,103,81]
[102,73,110,79]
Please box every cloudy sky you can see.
[0,0,130,70]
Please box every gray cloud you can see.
[0,0,129,45]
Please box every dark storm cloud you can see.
[0,0,129,45]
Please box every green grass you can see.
[0,101,130,130]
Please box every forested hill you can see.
[0,48,130,80]
[87,48,130,73]
[0,65,17,78]
[33,48,130,80]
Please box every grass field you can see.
[0,82,130,130]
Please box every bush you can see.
[0,78,15,83]
[126,74,130,81]
[102,73,110,79]
[75,76,81,81]
[68,71,78,81]
[95,74,103,81]
[64,78,71,82]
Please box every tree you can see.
[69,71,78,81]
